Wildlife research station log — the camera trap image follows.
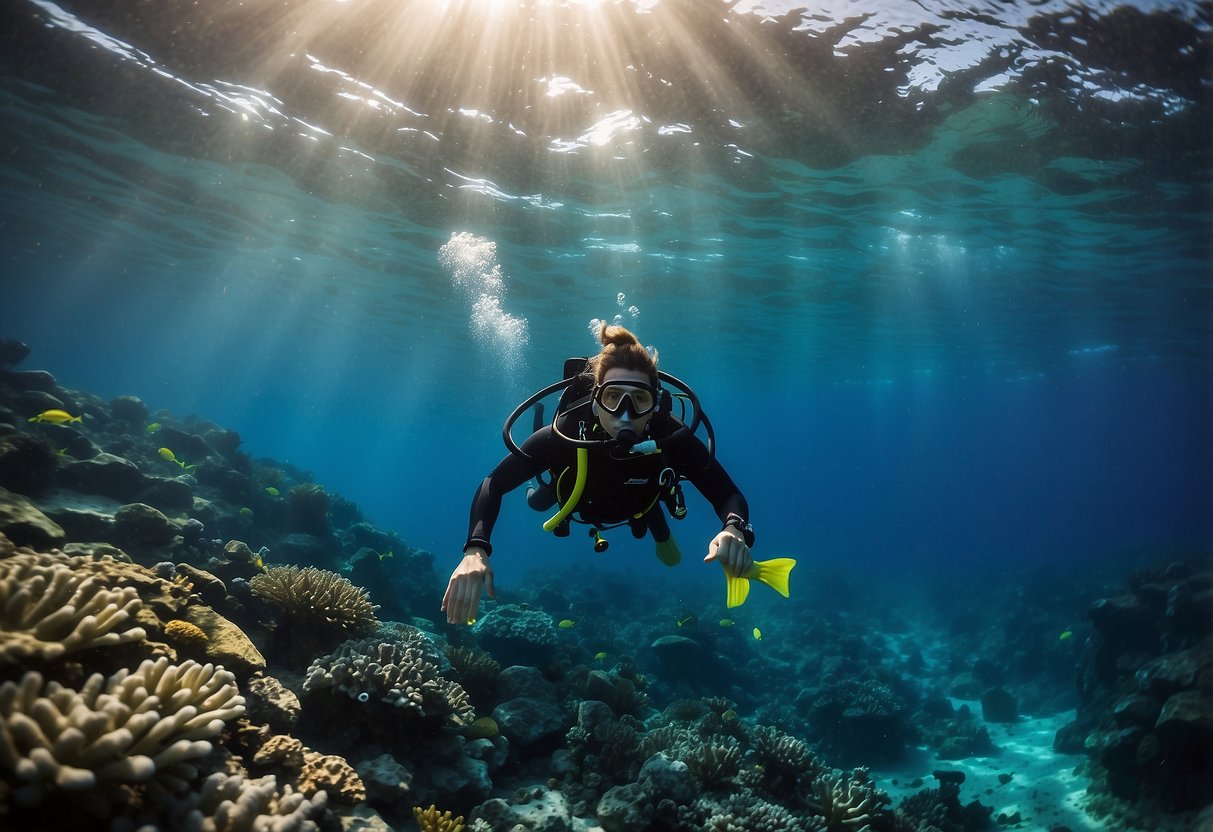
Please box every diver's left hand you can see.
[705,527,752,577]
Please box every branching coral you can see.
[807,767,892,832]
[414,803,464,832]
[249,566,378,636]
[445,645,501,703]
[0,657,245,810]
[304,626,473,726]
[697,792,821,832]
[0,553,147,664]
[680,738,742,790]
[750,724,823,793]
[150,771,329,832]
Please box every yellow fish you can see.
[159,447,178,462]
[239,507,254,517]
[146,422,161,433]
[378,550,393,561]
[752,627,762,641]
[594,651,608,661]
[251,552,267,571]
[719,619,735,627]
[1059,630,1073,641]
[558,619,576,629]
[265,486,280,496]
[721,709,738,722]
[29,409,81,425]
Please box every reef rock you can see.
[980,687,1018,723]
[355,753,413,804]
[245,673,303,733]
[0,337,30,371]
[181,603,265,676]
[493,666,564,746]
[113,502,179,548]
[0,485,64,547]
[299,752,366,805]
[59,452,146,501]
[473,604,559,667]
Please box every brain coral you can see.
[0,552,147,664]
[249,565,378,635]
[0,657,245,810]
[303,626,473,726]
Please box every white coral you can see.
[0,553,147,663]
[0,657,245,808]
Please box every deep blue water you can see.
[1,0,1210,593]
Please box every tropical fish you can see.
[676,615,696,628]
[28,409,81,425]
[378,550,393,561]
[721,709,738,722]
[719,619,735,627]
[464,716,498,739]
[725,558,797,609]
[146,422,161,433]
[159,447,178,462]
[558,619,576,629]
[265,486,280,496]
[752,627,762,641]
[594,651,608,661]
[251,551,266,571]
[239,507,254,517]
[1059,630,1073,641]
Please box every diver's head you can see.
[593,368,655,443]
[585,324,660,444]
[586,323,659,390]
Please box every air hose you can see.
[543,447,588,532]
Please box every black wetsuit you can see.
[464,401,748,555]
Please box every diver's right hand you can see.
[441,547,494,625]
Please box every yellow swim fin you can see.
[655,535,682,566]
[725,558,797,609]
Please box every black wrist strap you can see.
[722,514,755,547]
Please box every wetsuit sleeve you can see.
[465,428,564,555]
[666,432,750,526]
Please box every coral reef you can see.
[250,565,379,663]
[0,657,244,812]
[414,803,464,832]
[1059,560,1213,817]
[303,628,474,729]
[0,552,147,665]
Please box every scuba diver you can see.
[442,324,792,625]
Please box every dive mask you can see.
[594,380,657,418]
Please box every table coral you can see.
[249,565,378,636]
[0,657,245,811]
[0,552,147,664]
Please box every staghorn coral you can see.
[807,767,892,832]
[0,552,147,664]
[0,657,244,812]
[303,626,473,726]
[250,565,378,636]
[414,803,464,832]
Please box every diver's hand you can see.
[441,547,494,625]
[705,527,752,577]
